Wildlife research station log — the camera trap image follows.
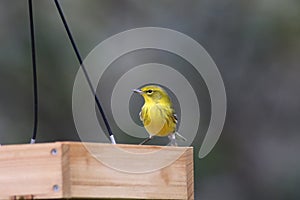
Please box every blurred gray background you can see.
[1,0,300,199]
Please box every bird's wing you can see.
[139,110,143,121]
[173,113,178,124]
[171,111,187,141]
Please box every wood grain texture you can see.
[0,143,64,199]
[0,142,194,199]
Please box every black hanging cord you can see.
[28,0,38,144]
[53,0,116,144]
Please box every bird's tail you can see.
[175,132,187,141]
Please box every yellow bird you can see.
[133,85,186,146]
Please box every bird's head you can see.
[133,85,171,104]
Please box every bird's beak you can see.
[133,89,143,94]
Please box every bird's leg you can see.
[139,136,152,145]
[168,133,177,146]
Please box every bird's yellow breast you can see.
[141,104,176,137]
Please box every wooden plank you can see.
[0,142,194,199]
[0,143,64,199]
[186,148,194,200]
[61,143,71,198]
[68,142,193,199]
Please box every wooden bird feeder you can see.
[0,142,194,199]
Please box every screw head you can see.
[51,148,58,155]
[53,184,60,192]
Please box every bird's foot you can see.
[168,133,177,146]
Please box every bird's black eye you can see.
[146,89,153,94]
